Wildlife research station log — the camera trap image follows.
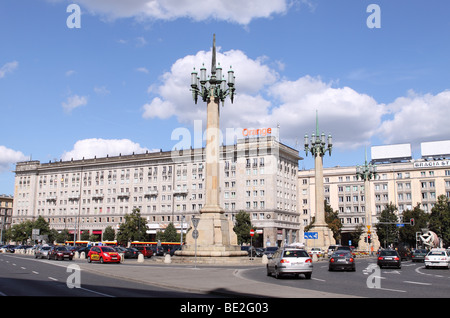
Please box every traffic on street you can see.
[2,246,450,299]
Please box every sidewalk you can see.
[76,257,355,298]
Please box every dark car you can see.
[397,248,411,261]
[135,246,154,258]
[329,251,356,271]
[47,246,74,260]
[4,245,16,253]
[115,247,140,259]
[241,246,256,257]
[255,248,265,257]
[411,249,427,262]
[263,246,279,259]
[76,246,92,258]
[377,249,401,269]
[154,246,164,256]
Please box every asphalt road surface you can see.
[0,253,211,297]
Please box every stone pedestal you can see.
[176,212,247,260]
[309,224,336,251]
[357,230,380,254]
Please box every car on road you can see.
[309,247,324,257]
[87,246,121,263]
[241,245,256,257]
[377,249,401,269]
[411,249,427,262]
[47,245,74,260]
[263,246,278,259]
[35,245,52,259]
[77,246,92,258]
[134,246,154,258]
[115,247,140,259]
[266,247,313,279]
[255,248,265,257]
[328,251,355,271]
[327,245,341,257]
[425,248,450,269]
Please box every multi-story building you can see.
[298,141,450,244]
[0,194,14,244]
[12,135,302,247]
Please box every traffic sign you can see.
[250,229,254,237]
[192,229,199,239]
[304,232,318,239]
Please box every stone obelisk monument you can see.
[176,35,246,260]
[356,149,381,253]
[304,111,336,251]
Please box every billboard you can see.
[371,144,412,162]
[421,140,450,158]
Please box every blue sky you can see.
[1,0,450,195]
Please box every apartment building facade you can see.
[12,136,302,247]
[0,194,14,244]
[298,144,450,243]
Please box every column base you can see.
[357,232,380,254]
[175,212,247,258]
[306,224,336,252]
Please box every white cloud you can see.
[65,70,76,77]
[142,48,387,150]
[0,61,18,78]
[62,138,152,161]
[142,48,277,124]
[62,94,88,113]
[68,0,290,24]
[94,86,110,96]
[0,146,27,173]
[378,90,450,145]
[136,67,149,74]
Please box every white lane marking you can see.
[403,280,431,286]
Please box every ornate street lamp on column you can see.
[176,34,246,261]
[356,148,381,254]
[304,110,336,250]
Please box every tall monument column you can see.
[304,111,336,250]
[356,149,381,253]
[176,34,246,260]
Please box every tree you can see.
[305,200,342,242]
[233,211,256,245]
[116,208,148,245]
[399,203,428,247]
[156,222,179,242]
[54,229,70,243]
[376,203,399,248]
[428,195,450,246]
[325,200,342,243]
[102,226,116,241]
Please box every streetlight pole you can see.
[176,34,245,260]
[356,148,380,254]
[190,34,235,214]
[304,110,335,250]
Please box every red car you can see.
[47,245,74,260]
[135,246,154,258]
[87,246,121,263]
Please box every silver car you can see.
[35,245,51,259]
[266,247,313,279]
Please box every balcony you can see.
[144,190,158,197]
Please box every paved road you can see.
[3,252,449,300]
